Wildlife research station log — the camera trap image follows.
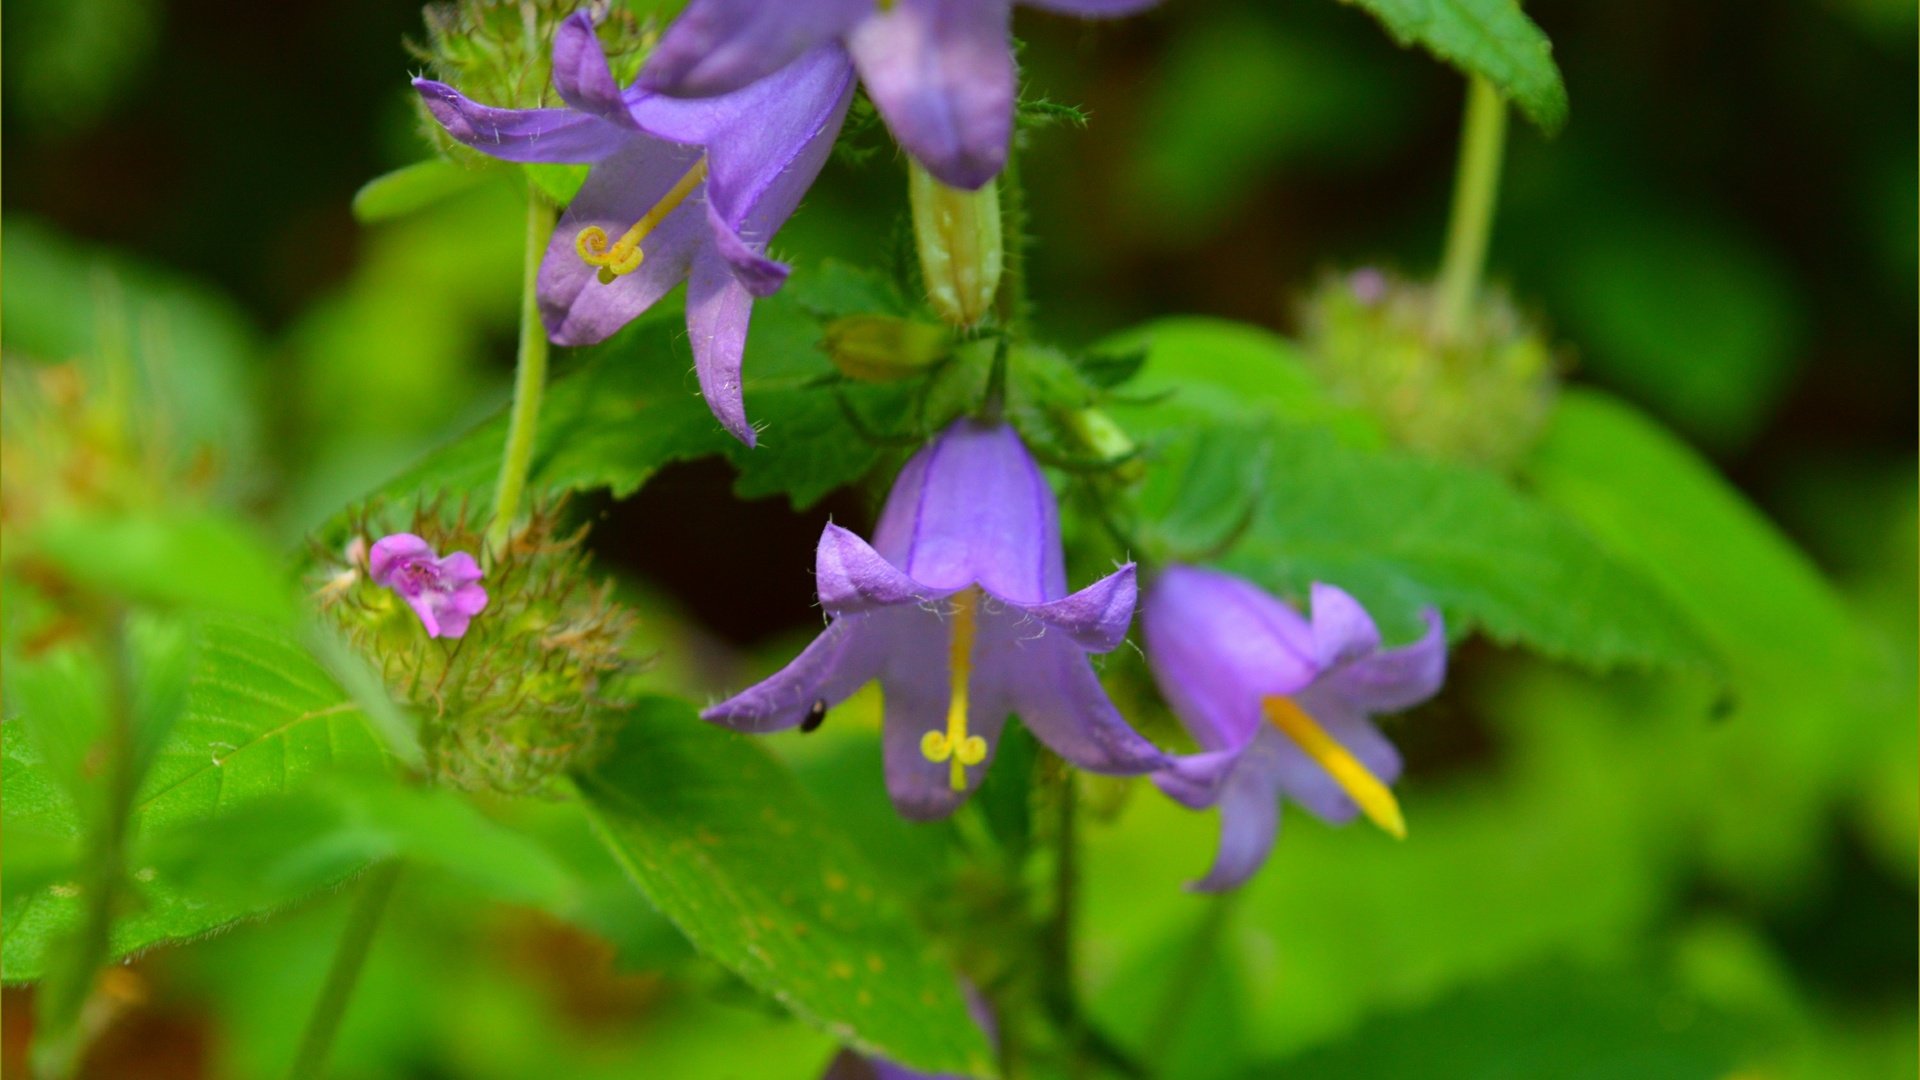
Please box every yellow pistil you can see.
[1262,696,1406,839]
[920,589,988,791]
[574,156,709,284]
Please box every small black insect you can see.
[800,699,829,734]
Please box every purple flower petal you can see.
[1308,582,1383,669]
[1016,564,1136,652]
[549,11,638,128]
[985,624,1166,775]
[869,420,1066,604]
[1190,737,1285,892]
[704,615,885,732]
[412,79,632,163]
[1258,708,1402,826]
[816,523,944,616]
[846,0,1016,189]
[537,141,710,346]
[1322,608,1448,713]
[707,202,792,298]
[640,0,870,98]
[1141,565,1318,753]
[368,533,434,582]
[685,247,759,446]
[368,533,489,640]
[878,605,1009,820]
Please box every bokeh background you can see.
[3,0,1915,1076]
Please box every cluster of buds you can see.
[316,501,639,795]
[1298,268,1560,470]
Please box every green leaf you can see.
[574,697,995,1077]
[1520,389,1859,709]
[1099,317,1385,446]
[367,292,899,519]
[1210,421,1715,670]
[2,616,391,980]
[351,160,485,223]
[1336,0,1568,134]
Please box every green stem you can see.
[1431,77,1508,342]
[1042,769,1085,1077]
[487,195,557,554]
[1142,892,1239,1062]
[994,150,1030,337]
[31,619,138,1080]
[286,861,404,1080]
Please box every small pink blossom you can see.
[368,533,489,639]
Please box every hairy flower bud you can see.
[316,502,639,795]
[1299,268,1559,470]
[822,315,951,382]
[909,161,1004,328]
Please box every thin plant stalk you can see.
[487,195,558,553]
[1431,77,1509,342]
[285,861,405,1080]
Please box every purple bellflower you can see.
[639,0,1161,190]
[414,12,855,445]
[1145,566,1446,891]
[705,419,1168,820]
[369,533,490,639]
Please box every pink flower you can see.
[368,534,489,639]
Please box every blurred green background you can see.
[3,0,1914,1076]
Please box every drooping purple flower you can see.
[368,533,490,639]
[705,419,1167,820]
[414,12,855,445]
[1145,566,1446,891]
[639,0,1161,190]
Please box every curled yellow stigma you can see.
[1262,696,1406,839]
[920,589,988,791]
[575,156,709,284]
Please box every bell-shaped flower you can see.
[369,533,489,639]
[638,0,1160,190]
[414,12,855,445]
[705,419,1167,820]
[1144,566,1446,891]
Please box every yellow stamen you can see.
[1263,696,1406,839]
[919,589,988,791]
[575,156,709,284]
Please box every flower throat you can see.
[575,156,709,284]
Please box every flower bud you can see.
[1062,407,1145,483]
[909,161,1003,328]
[821,315,951,382]
[1299,268,1559,470]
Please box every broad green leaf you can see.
[351,159,485,223]
[1521,390,1857,694]
[575,697,995,1077]
[2,616,391,980]
[1336,0,1568,134]
[367,291,901,521]
[1099,317,1385,447]
[1212,421,1715,671]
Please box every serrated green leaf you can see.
[1211,421,1716,671]
[2,616,391,981]
[1336,0,1568,134]
[365,292,899,521]
[351,160,485,223]
[1521,390,1860,708]
[574,697,995,1077]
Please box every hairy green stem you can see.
[487,195,557,553]
[286,860,405,1080]
[31,620,138,1080]
[994,151,1030,337]
[1432,77,1508,342]
[1042,769,1086,1077]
